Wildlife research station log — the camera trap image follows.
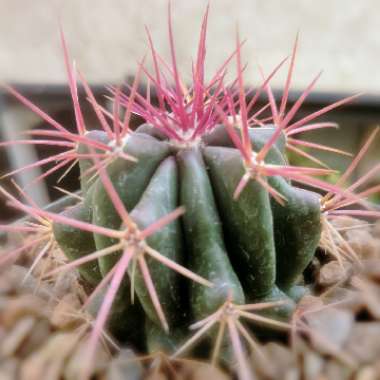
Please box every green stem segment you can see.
[129,156,184,327]
[178,148,245,318]
[203,146,276,299]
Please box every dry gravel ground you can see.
[0,216,380,380]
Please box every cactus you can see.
[48,11,339,359]
[2,6,379,380]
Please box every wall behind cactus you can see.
[0,0,379,94]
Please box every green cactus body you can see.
[52,201,102,287]
[53,124,322,352]
[77,130,111,193]
[129,156,185,327]
[178,148,245,318]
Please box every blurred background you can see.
[0,0,379,220]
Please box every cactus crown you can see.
[1,5,379,380]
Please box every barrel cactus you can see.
[49,13,343,361]
[3,6,376,380]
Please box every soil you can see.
[1,216,380,380]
